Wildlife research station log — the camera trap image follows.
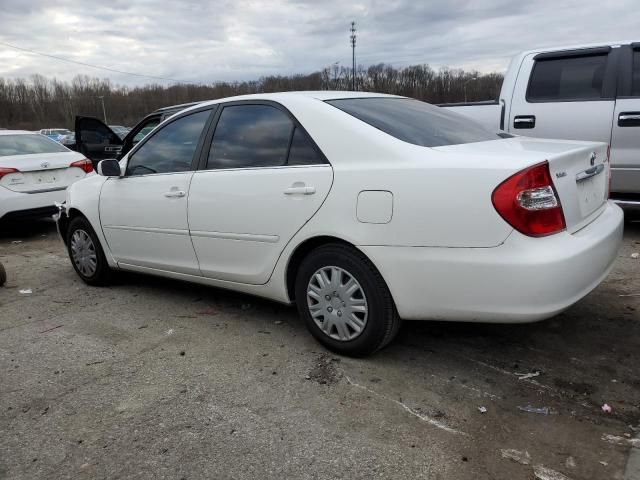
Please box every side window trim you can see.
[285,125,296,164]
[124,106,216,177]
[525,49,617,103]
[617,44,640,99]
[195,99,329,171]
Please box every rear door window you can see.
[527,54,609,101]
[287,127,324,165]
[327,97,502,147]
[632,49,640,97]
[206,105,294,169]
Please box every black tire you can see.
[0,261,6,286]
[295,243,401,357]
[66,216,112,286]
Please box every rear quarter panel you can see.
[281,97,521,249]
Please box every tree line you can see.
[0,64,503,130]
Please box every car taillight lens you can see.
[70,158,93,173]
[0,167,19,180]
[492,161,566,237]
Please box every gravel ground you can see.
[0,218,639,480]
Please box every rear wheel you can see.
[295,243,401,356]
[0,261,6,286]
[66,217,111,285]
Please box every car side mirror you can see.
[97,159,122,177]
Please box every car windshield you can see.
[50,129,72,135]
[326,97,504,147]
[0,134,69,156]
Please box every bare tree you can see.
[0,65,503,130]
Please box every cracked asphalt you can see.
[0,218,639,480]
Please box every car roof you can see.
[517,40,638,57]
[180,91,404,111]
[154,101,204,113]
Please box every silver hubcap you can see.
[306,266,368,342]
[70,229,97,277]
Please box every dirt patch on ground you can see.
[307,353,342,385]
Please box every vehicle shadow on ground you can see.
[0,218,57,240]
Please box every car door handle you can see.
[513,115,536,129]
[164,190,186,198]
[284,185,316,195]
[618,112,640,127]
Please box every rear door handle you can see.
[513,115,536,129]
[284,185,315,195]
[618,112,640,127]
[164,190,186,198]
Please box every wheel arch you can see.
[58,207,87,246]
[285,235,389,303]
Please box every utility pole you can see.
[332,61,340,88]
[98,96,107,123]
[463,76,478,103]
[350,21,356,91]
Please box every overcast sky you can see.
[0,0,637,86]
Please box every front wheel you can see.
[66,217,112,286]
[295,244,401,357]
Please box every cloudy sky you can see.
[0,0,636,86]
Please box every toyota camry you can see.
[55,92,623,356]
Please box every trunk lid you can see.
[432,137,609,233]
[0,151,87,193]
[543,141,609,233]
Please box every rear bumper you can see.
[0,187,66,221]
[360,201,624,323]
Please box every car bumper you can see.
[0,187,67,221]
[360,201,624,323]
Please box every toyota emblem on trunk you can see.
[41,161,50,168]
[589,152,596,166]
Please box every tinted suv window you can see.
[327,97,502,147]
[633,49,640,97]
[527,54,608,101]
[207,105,293,169]
[126,110,210,176]
[80,118,120,144]
[132,118,160,145]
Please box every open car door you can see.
[75,116,123,167]
[75,104,193,167]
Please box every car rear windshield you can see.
[326,97,504,147]
[0,134,69,157]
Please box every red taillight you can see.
[492,161,566,237]
[70,158,93,173]
[0,167,19,180]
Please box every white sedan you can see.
[55,92,623,356]
[0,131,93,222]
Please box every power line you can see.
[0,40,189,84]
